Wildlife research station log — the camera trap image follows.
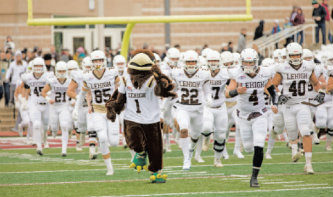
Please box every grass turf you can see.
[0,142,332,197]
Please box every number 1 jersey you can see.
[118,75,160,124]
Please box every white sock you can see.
[195,136,203,158]
[179,137,190,161]
[223,146,228,155]
[267,131,275,154]
[214,150,223,160]
[283,132,289,142]
[34,127,42,150]
[104,158,113,171]
[234,127,241,153]
[327,135,332,145]
[305,152,312,166]
[62,128,69,154]
[291,144,298,156]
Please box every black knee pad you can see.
[88,131,97,138]
[213,140,225,152]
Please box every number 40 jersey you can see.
[276,60,315,105]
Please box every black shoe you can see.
[36,150,43,156]
[250,177,260,187]
[61,153,67,157]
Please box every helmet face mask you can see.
[208,60,220,71]
[286,42,303,68]
[221,51,235,69]
[32,57,45,74]
[91,50,106,71]
[183,50,199,74]
[240,48,259,74]
[55,61,67,79]
[167,48,180,68]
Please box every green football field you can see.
[0,142,332,197]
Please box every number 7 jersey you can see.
[276,61,315,105]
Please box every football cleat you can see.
[304,165,314,174]
[195,156,205,163]
[214,158,223,167]
[150,172,167,183]
[326,146,332,151]
[222,149,229,160]
[130,152,148,173]
[61,153,67,157]
[250,177,260,187]
[265,153,272,159]
[292,151,302,162]
[106,169,114,176]
[182,158,191,170]
[233,151,245,159]
[89,146,98,160]
[36,150,43,156]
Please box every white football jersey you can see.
[22,72,52,104]
[232,67,273,119]
[160,62,172,77]
[225,67,241,103]
[276,61,315,105]
[83,69,118,106]
[118,75,160,124]
[307,64,325,104]
[47,76,71,105]
[208,68,229,107]
[171,69,210,112]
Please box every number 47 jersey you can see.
[276,61,315,105]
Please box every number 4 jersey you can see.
[276,61,315,105]
[83,69,118,112]
[231,67,274,119]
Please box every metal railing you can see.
[248,24,317,57]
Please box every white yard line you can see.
[88,187,333,197]
[0,160,332,174]
[283,183,329,187]
[1,173,331,187]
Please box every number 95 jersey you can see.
[232,67,273,119]
[171,69,210,112]
[276,61,315,105]
[83,69,118,106]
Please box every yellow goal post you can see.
[27,0,253,60]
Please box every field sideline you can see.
[0,141,332,197]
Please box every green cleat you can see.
[129,152,148,173]
[150,172,167,183]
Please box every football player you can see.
[41,61,72,156]
[21,57,52,155]
[271,43,324,174]
[226,48,276,187]
[201,50,230,167]
[75,50,119,175]
[170,50,211,170]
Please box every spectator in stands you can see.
[312,0,327,45]
[60,48,72,62]
[284,17,294,46]
[0,50,8,105]
[5,50,27,106]
[43,53,53,72]
[4,36,15,52]
[50,45,59,62]
[293,7,306,45]
[253,20,264,40]
[236,28,247,53]
[271,20,281,48]
[321,0,331,42]
[290,6,298,24]
[227,41,233,52]
[221,42,229,52]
